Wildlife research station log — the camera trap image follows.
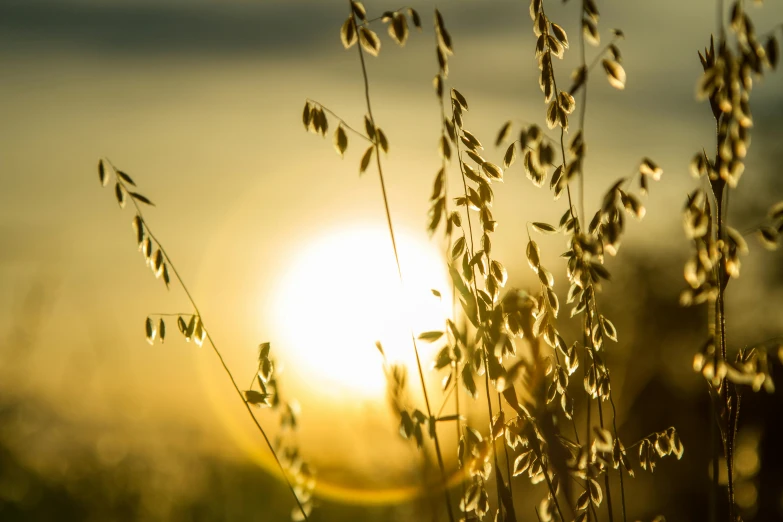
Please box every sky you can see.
[1,0,783,516]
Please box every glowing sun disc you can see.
[271,225,451,400]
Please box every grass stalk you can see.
[596,401,615,522]
[451,98,513,521]
[609,396,627,522]
[716,186,733,520]
[533,443,566,522]
[584,342,594,522]
[576,0,588,226]
[571,1,629,516]
[110,165,309,521]
[539,0,579,231]
[351,10,455,521]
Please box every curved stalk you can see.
[108,161,309,520]
[350,9,455,521]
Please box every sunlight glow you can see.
[272,225,451,400]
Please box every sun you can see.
[272,225,452,400]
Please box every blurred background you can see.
[1,0,782,520]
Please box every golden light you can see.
[272,225,452,401]
[194,221,459,503]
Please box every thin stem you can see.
[577,0,588,226]
[609,396,627,522]
[572,419,581,446]
[456,365,467,506]
[540,1,579,232]
[586,297,627,522]
[248,360,262,391]
[454,109,504,518]
[570,3,629,516]
[351,11,455,521]
[499,391,514,504]
[365,6,409,24]
[533,442,566,522]
[544,300,582,450]
[716,182,734,520]
[482,362,505,519]
[710,186,722,522]
[111,167,308,520]
[437,376,459,418]
[572,24,614,519]
[437,85,450,251]
[582,38,623,81]
[306,99,373,142]
[597,401,615,522]
[434,22,465,516]
[584,341,594,522]
[710,403,719,522]
[716,191,727,363]
[486,248,516,518]
[589,303,626,522]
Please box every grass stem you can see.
[112,167,309,521]
[352,10,455,521]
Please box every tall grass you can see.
[684,1,781,520]
[95,0,782,520]
[95,159,314,521]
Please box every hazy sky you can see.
[1,0,782,504]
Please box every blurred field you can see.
[1,1,783,520]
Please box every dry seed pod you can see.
[359,27,380,56]
[340,17,357,48]
[602,59,626,89]
[387,12,409,46]
[503,143,517,168]
[550,22,569,48]
[583,18,600,45]
[333,125,348,157]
